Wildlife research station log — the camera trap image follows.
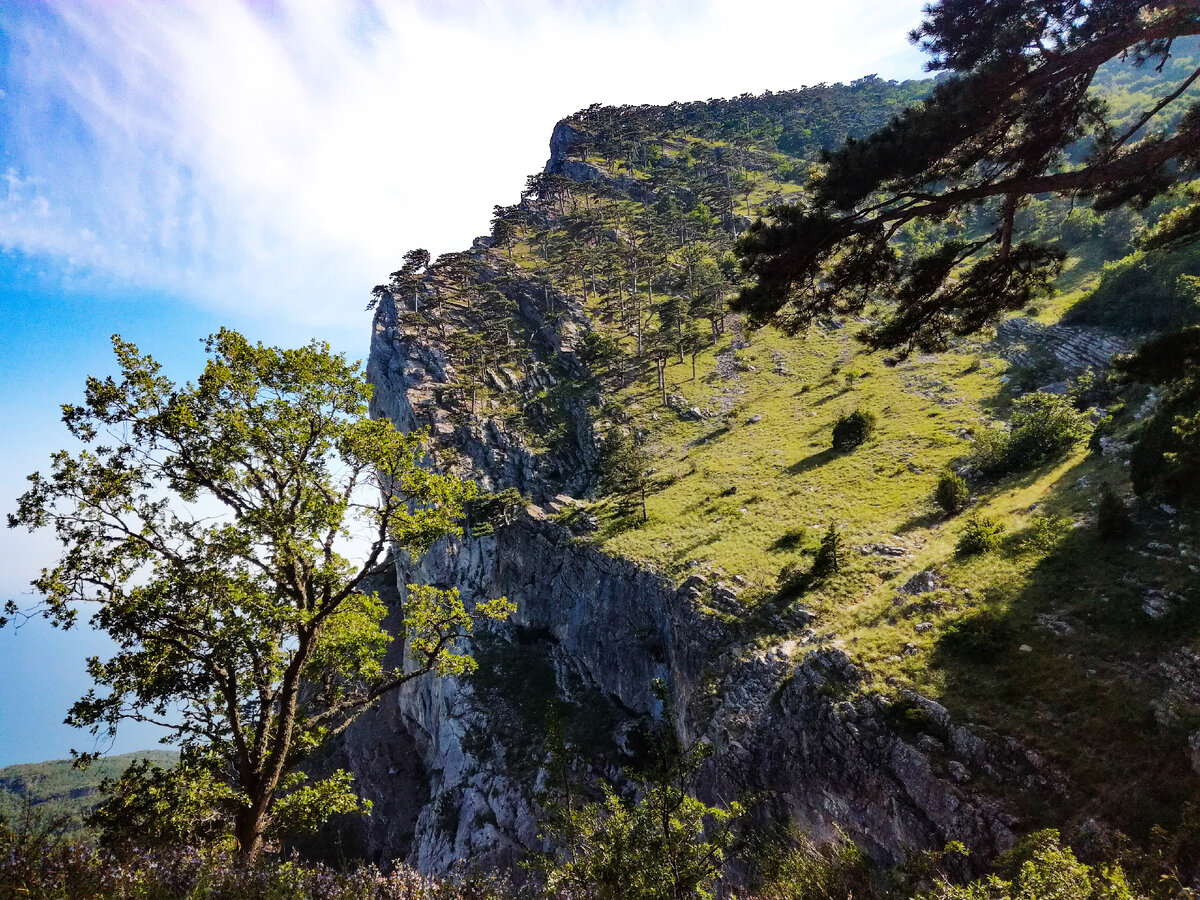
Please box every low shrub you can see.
[956,515,1005,555]
[832,409,876,451]
[969,392,1090,477]
[933,471,970,515]
[1019,515,1071,554]
[1097,485,1133,541]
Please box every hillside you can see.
[350,59,1200,882]
[0,751,177,839]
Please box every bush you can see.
[832,409,876,451]
[1129,391,1200,506]
[1097,485,1133,541]
[933,471,970,515]
[970,392,1090,476]
[956,515,1005,555]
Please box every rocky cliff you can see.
[341,258,1069,879]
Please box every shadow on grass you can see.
[689,425,731,448]
[786,447,838,476]
[924,454,1200,845]
[895,508,944,534]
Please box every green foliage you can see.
[541,783,740,900]
[89,758,239,851]
[1019,515,1071,555]
[956,515,1005,556]
[969,393,1090,477]
[269,770,368,838]
[598,428,651,520]
[4,330,508,857]
[1129,389,1200,506]
[733,3,1200,351]
[747,829,878,900]
[1063,245,1200,335]
[0,751,177,841]
[934,471,970,515]
[831,409,877,451]
[1097,486,1133,541]
[921,829,1139,900]
[810,523,844,580]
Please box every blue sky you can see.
[0,0,928,766]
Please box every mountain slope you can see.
[348,64,1200,882]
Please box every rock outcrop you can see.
[341,265,1068,880]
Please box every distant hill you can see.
[0,750,177,839]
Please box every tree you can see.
[734,1,1200,353]
[537,681,743,900]
[598,428,651,522]
[5,330,512,858]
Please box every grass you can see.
[484,117,1200,846]
[571,304,1200,841]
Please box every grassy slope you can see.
[585,297,1200,837]
[463,64,1200,845]
[0,750,177,838]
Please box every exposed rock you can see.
[353,139,1075,882]
[900,569,942,595]
[1036,613,1075,637]
[1143,589,1177,620]
[993,317,1129,376]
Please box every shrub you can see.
[1129,391,1200,506]
[933,471,970,515]
[832,409,876,451]
[956,515,1005,555]
[970,392,1090,476]
[1097,485,1133,541]
[1019,515,1070,554]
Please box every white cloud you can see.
[0,0,928,327]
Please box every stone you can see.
[1143,589,1173,619]
[1036,613,1074,637]
[900,569,941,595]
[1019,644,1033,653]
[915,622,935,634]
[746,414,762,425]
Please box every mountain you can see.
[336,64,1200,884]
[0,750,177,839]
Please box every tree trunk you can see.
[235,803,269,859]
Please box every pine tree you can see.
[734,1,1200,353]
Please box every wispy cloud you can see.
[0,0,927,326]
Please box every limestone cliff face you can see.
[345,272,1066,878]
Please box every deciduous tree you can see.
[5,330,511,858]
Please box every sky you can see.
[0,0,930,767]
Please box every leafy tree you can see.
[969,392,1090,477]
[538,682,743,900]
[5,330,512,858]
[922,829,1137,900]
[734,1,1200,352]
[956,515,1006,556]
